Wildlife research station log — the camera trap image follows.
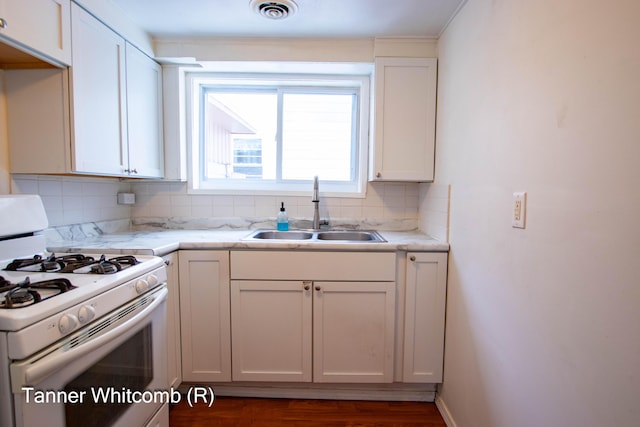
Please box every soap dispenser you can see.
[277,202,289,231]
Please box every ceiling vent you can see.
[250,0,298,20]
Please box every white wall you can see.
[433,0,640,426]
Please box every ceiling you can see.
[110,0,465,39]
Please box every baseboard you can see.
[435,395,458,427]
[179,382,437,402]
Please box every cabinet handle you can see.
[315,285,321,292]
[124,168,138,174]
[0,18,7,29]
[410,256,416,262]
[376,172,382,178]
[303,281,311,291]
[164,260,171,266]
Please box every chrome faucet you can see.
[312,176,324,230]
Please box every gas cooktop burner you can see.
[0,276,76,309]
[4,254,140,275]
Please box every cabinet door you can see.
[403,252,448,382]
[178,251,231,382]
[162,252,181,389]
[0,0,71,65]
[230,280,312,382]
[125,43,164,178]
[371,57,437,182]
[313,281,396,383]
[70,3,127,176]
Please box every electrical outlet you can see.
[512,192,526,228]
[117,193,136,205]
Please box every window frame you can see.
[186,70,371,197]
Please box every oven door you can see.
[10,286,168,427]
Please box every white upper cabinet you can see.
[125,43,164,177]
[0,0,71,66]
[70,3,127,175]
[70,4,163,178]
[5,4,164,178]
[370,57,437,182]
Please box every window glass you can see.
[281,92,355,181]
[188,72,370,196]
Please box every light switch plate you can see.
[512,192,526,228]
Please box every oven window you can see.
[63,325,153,427]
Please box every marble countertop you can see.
[46,228,449,257]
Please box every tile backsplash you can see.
[10,175,421,231]
[11,175,133,227]
[419,183,450,242]
[130,181,420,230]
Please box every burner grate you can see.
[4,253,140,275]
[0,277,76,309]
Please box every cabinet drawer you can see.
[230,251,396,281]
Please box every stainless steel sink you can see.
[248,230,314,240]
[315,230,386,242]
[243,229,386,243]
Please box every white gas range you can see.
[0,196,169,427]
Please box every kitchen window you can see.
[187,70,370,196]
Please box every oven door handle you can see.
[11,287,167,393]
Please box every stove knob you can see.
[135,279,149,294]
[59,314,78,334]
[146,274,159,287]
[78,305,96,324]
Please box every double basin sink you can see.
[243,229,387,243]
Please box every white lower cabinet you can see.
[178,250,231,382]
[230,251,396,383]
[403,252,448,382]
[162,252,181,389]
[230,280,312,382]
[312,281,396,383]
[176,249,448,389]
[231,279,395,383]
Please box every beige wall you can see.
[434,0,640,426]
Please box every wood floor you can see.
[169,396,447,426]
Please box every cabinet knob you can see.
[315,285,322,292]
[0,18,7,29]
[303,281,311,291]
[376,172,382,178]
[410,256,416,262]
